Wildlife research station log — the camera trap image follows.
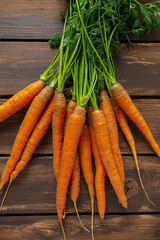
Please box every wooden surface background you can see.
[0,1,160,239]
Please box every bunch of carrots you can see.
[1,0,160,239]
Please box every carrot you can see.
[11,92,57,181]
[64,100,77,134]
[99,90,125,186]
[62,99,89,231]
[87,106,106,220]
[0,86,54,190]
[0,91,57,210]
[110,83,160,158]
[56,105,85,223]
[79,124,95,240]
[0,80,45,123]
[111,99,154,206]
[52,92,66,181]
[70,151,80,205]
[92,109,127,208]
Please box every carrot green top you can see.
[75,0,160,94]
[41,0,160,98]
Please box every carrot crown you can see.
[72,54,97,108]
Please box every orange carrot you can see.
[10,92,57,182]
[0,92,57,210]
[60,99,76,220]
[64,100,77,134]
[92,109,127,208]
[0,86,53,190]
[111,99,154,206]
[0,80,45,123]
[87,106,106,220]
[70,151,80,205]
[56,106,85,223]
[63,99,76,207]
[79,124,95,239]
[99,90,125,185]
[63,100,88,232]
[110,83,160,157]
[52,92,66,181]
[64,101,77,201]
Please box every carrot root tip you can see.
[63,210,66,219]
[60,220,67,240]
[0,180,12,211]
[74,202,90,233]
[91,201,94,240]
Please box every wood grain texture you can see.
[0,42,56,95]
[0,99,159,155]
[0,155,159,214]
[114,43,160,96]
[0,42,160,96]
[0,1,160,239]
[0,0,160,41]
[0,214,160,240]
[0,0,66,39]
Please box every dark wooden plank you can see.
[0,0,66,39]
[0,0,160,41]
[114,43,160,96]
[0,42,56,96]
[1,42,160,96]
[0,155,159,214]
[0,214,160,240]
[0,99,159,155]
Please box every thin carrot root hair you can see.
[60,220,67,240]
[111,99,155,206]
[70,151,89,233]
[63,209,66,219]
[0,179,12,211]
[74,201,90,233]
[91,199,94,240]
[132,150,155,206]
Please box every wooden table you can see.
[0,1,160,239]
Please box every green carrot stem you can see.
[75,0,112,82]
[82,29,88,98]
[40,49,60,81]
